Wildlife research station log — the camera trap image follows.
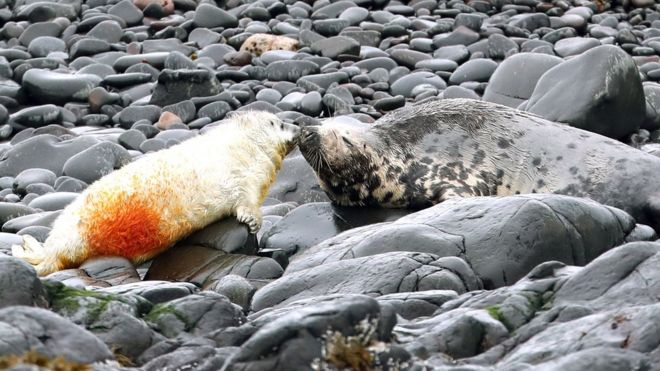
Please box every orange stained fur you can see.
[79,190,170,264]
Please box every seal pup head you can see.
[223,111,300,161]
[299,120,396,206]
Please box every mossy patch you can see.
[144,303,190,329]
[486,305,514,332]
[44,282,123,324]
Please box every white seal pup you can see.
[298,98,660,231]
[13,111,299,276]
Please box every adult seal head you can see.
[298,98,660,231]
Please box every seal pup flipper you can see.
[11,235,45,265]
[236,205,263,234]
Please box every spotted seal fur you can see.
[299,98,660,231]
[13,111,300,276]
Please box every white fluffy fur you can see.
[12,111,299,276]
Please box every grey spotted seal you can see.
[298,98,660,231]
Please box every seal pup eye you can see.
[342,137,354,147]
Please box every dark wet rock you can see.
[116,105,162,128]
[9,105,63,130]
[79,257,141,286]
[553,242,660,311]
[145,291,243,339]
[62,142,132,184]
[266,151,330,205]
[391,71,446,97]
[113,53,170,72]
[261,202,411,256]
[500,303,660,367]
[377,290,459,320]
[193,3,238,28]
[181,218,258,255]
[252,252,480,311]
[145,245,284,288]
[27,36,65,58]
[449,58,498,85]
[289,195,641,289]
[197,101,231,121]
[27,192,77,211]
[229,295,404,370]
[13,168,56,195]
[142,343,235,371]
[266,60,319,82]
[22,69,102,105]
[45,281,159,361]
[118,129,147,151]
[2,210,61,233]
[433,26,480,48]
[99,281,198,304]
[108,0,143,26]
[0,135,99,177]
[0,202,36,225]
[207,274,256,312]
[554,37,601,57]
[527,45,645,139]
[54,176,88,193]
[0,255,47,308]
[0,306,113,364]
[483,53,563,108]
[150,69,221,107]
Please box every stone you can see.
[207,275,256,311]
[0,306,113,364]
[391,71,446,97]
[526,45,645,139]
[145,245,283,288]
[311,36,360,59]
[448,58,498,85]
[13,168,56,195]
[99,281,198,304]
[0,135,99,177]
[145,291,244,338]
[27,192,78,211]
[193,3,238,28]
[229,295,402,370]
[22,69,102,105]
[554,37,601,57]
[483,53,563,108]
[266,151,331,205]
[150,70,221,107]
[288,195,641,289]
[261,202,411,256]
[9,105,63,130]
[252,252,481,311]
[266,60,319,82]
[62,142,132,184]
[0,256,46,308]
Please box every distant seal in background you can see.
[13,112,300,276]
[239,34,299,56]
[298,98,660,231]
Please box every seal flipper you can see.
[11,235,59,276]
[11,235,45,265]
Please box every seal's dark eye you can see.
[342,137,353,147]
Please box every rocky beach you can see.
[0,0,660,369]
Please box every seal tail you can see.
[11,235,57,276]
